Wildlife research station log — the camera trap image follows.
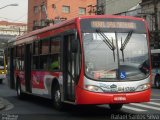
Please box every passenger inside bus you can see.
[50,60,59,70]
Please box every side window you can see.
[16,46,21,58]
[41,39,50,54]
[49,37,61,71]
[33,41,39,69]
[39,39,50,70]
[32,37,61,71]
[34,41,39,55]
[15,46,22,70]
[21,46,25,70]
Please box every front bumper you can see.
[76,86,151,104]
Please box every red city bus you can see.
[7,15,151,110]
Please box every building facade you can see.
[28,0,96,32]
[140,0,160,48]
[0,21,27,48]
[0,21,27,36]
[97,0,141,15]
[96,0,160,48]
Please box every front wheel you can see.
[52,85,63,110]
[154,74,160,89]
[0,79,2,84]
[109,104,123,110]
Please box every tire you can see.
[16,79,25,99]
[109,104,123,110]
[52,84,63,110]
[0,79,2,84]
[154,74,160,89]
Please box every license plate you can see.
[113,95,126,101]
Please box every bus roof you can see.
[18,15,145,39]
[11,15,146,45]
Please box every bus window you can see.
[49,37,61,70]
[40,55,49,70]
[32,41,40,69]
[50,54,60,70]
[41,39,50,54]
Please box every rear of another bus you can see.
[151,49,160,88]
[0,49,6,84]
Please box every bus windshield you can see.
[83,32,150,81]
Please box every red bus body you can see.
[7,15,151,109]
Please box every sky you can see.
[0,0,28,23]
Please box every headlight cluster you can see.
[84,85,104,92]
[136,83,151,91]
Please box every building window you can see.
[41,19,46,26]
[33,20,39,26]
[52,4,56,9]
[33,20,39,30]
[62,6,70,13]
[41,4,46,12]
[34,6,39,14]
[79,7,86,15]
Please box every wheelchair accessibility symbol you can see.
[120,71,126,79]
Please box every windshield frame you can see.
[82,31,150,82]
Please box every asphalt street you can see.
[0,81,160,120]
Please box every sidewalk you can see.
[0,98,5,110]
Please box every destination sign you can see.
[91,21,136,29]
[80,18,146,33]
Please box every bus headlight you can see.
[84,85,104,92]
[136,83,151,91]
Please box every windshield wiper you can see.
[120,31,133,62]
[96,29,116,61]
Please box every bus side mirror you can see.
[71,39,78,53]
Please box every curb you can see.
[0,98,5,110]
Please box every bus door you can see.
[9,47,15,89]
[24,44,32,93]
[63,34,76,101]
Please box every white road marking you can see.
[147,102,160,106]
[131,103,160,111]
[123,105,147,112]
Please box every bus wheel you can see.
[154,75,160,88]
[52,85,63,110]
[0,79,2,84]
[16,80,24,99]
[109,104,123,110]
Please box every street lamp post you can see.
[0,3,18,9]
